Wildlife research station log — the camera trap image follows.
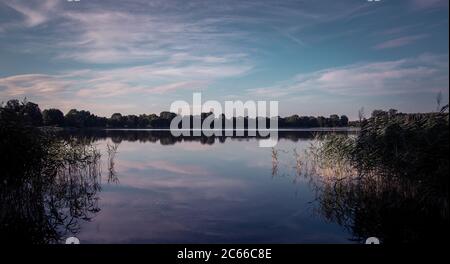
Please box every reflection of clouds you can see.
[175,142,217,151]
[113,159,246,190]
[246,160,271,169]
[78,157,249,243]
[79,192,245,243]
[78,198,191,243]
[74,138,350,243]
[119,159,211,176]
[118,175,244,190]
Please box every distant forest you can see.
[0,98,388,129]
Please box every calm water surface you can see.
[73,131,352,243]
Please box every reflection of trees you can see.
[0,138,101,244]
[314,175,448,243]
[59,129,355,146]
[273,138,449,244]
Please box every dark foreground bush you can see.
[353,113,449,189]
[1,103,102,244]
[310,112,449,243]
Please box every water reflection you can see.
[60,129,354,145]
[3,129,443,244]
[271,141,449,244]
[0,139,102,244]
[314,176,448,243]
[70,131,351,243]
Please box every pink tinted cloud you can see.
[374,34,427,49]
[0,74,73,96]
[147,81,208,94]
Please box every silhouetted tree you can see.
[65,109,101,128]
[23,102,43,126]
[158,111,177,128]
[329,114,340,127]
[5,99,21,111]
[340,115,349,127]
[124,115,139,128]
[3,99,43,126]
[43,109,65,126]
[109,113,124,128]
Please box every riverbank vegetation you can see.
[305,109,449,243]
[0,100,102,244]
[312,110,448,184]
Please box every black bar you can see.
[4,244,446,263]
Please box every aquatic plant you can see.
[106,142,120,184]
[304,112,449,243]
[1,102,102,244]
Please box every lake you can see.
[1,128,446,244]
[65,130,355,243]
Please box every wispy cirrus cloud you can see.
[57,9,247,64]
[0,73,73,97]
[2,0,59,27]
[248,54,449,97]
[0,61,251,99]
[145,81,208,95]
[73,60,252,97]
[75,81,209,98]
[374,34,428,49]
[411,0,448,10]
[0,0,376,65]
[0,56,252,115]
[2,0,254,65]
[0,0,256,115]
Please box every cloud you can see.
[75,81,208,98]
[0,0,256,114]
[248,54,449,97]
[1,0,255,69]
[70,61,251,98]
[51,5,254,65]
[2,0,59,27]
[374,34,428,49]
[0,59,252,113]
[0,74,73,97]
[411,0,448,10]
[0,0,375,65]
[0,0,447,117]
[0,61,250,97]
[146,81,208,95]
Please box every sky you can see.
[0,0,448,119]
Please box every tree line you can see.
[1,99,355,129]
